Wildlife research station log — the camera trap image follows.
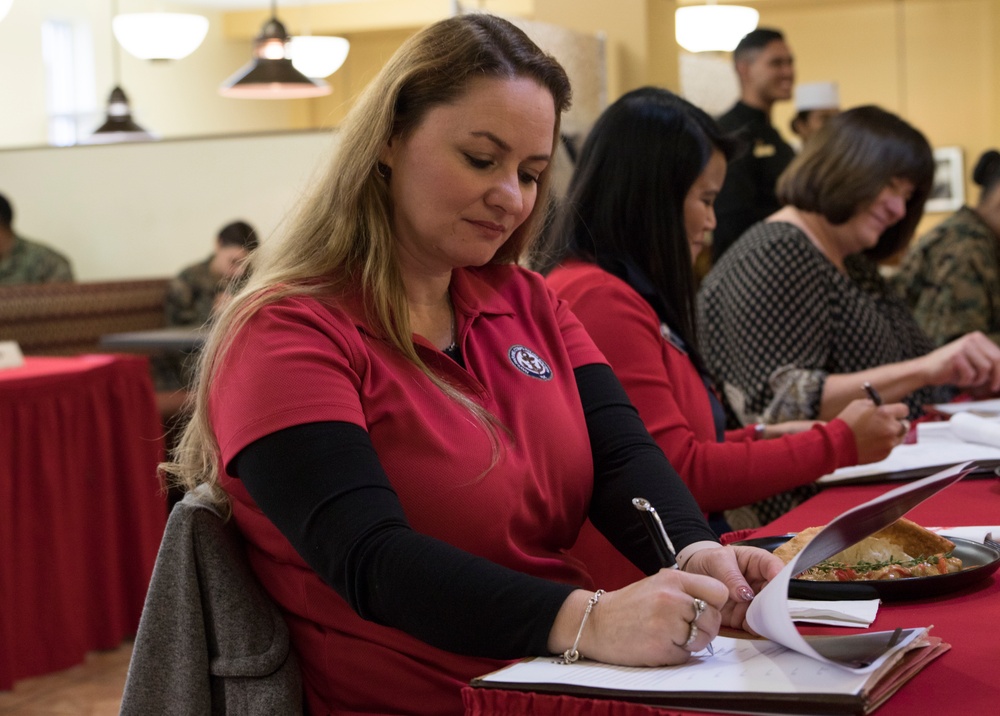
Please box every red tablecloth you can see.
[463,478,1000,715]
[0,355,167,689]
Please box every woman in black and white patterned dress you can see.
[698,106,1000,425]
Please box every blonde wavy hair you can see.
[163,13,572,508]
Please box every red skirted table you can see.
[0,355,167,689]
[463,478,1000,715]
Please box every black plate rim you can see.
[734,534,1000,600]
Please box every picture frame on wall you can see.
[926,146,965,213]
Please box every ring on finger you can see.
[692,597,707,622]
[683,622,698,650]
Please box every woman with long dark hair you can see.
[542,89,908,569]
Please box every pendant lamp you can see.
[0,1,12,25]
[289,35,349,78]
[112,12,209,61]
[289,0,349,79]
[88,85,156,143]
[219,0,331,99]
[675,1,760,53]
[88,0,155,143]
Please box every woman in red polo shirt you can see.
[164,17,781,715]
[542,88,909,589]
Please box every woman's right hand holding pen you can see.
[835,398,910,464]
[549,571,727,667]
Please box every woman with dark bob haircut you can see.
[543,89,908,549]
[162,14,781,714]
[699,105,1000,425]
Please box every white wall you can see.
[0,129,340,280]
[0,1,307,149]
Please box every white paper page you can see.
[819,422,1000,484]
[746,462,971,672]
[478,635,886,695]
[932,398,1000,416]
[788,599,879,627]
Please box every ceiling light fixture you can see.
[112,12,209,61]
[675,1,760,53]
[89,86,156,143]
[89,0,155,143]
[289,0,349,79]
[290,35,349,79]
[219,0,331,99]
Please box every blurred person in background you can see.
[165,219,258,328]
[0,192,74,284]
[894,149,1000,347]
[790,81,840,147]
[712,28,796,263]
[699,106,1000,427]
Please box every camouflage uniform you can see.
[164,256,224,328]
[153,257,224,392]
[0,235,74,284]
[894,206,1000,347]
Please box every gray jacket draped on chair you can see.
[120,487,302,715]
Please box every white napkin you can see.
[949,411,1000,448]
[931,525,1000,543]
[787,598,880,627]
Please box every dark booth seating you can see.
[0,278,170,356]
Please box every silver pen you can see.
[631,497,679,569]
[863,381,883,406]
[632,497,714,656]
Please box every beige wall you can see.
[0,130,338,281]
[0,1,304,149]
[746,0,1000,232]
[3,0,998,279]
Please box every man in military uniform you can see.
[712,28,796,263]
[895,158,1000,347]
[0,192,74,284]
[894,207,1000,345]
[165,219,258,328]
[155,220,258,394]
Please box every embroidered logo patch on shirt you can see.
[508,344,553,381]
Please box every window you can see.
[42,18,98,146]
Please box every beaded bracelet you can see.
[560,589,605,664]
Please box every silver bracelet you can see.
[560,589,605,664]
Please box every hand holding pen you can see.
[632,497,713,655]
[863,382,911,441]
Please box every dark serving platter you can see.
[735,534,1000,601]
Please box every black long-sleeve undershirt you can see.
[231,363,717,659]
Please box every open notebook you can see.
[819,414,1000,485]
[470,464,971,715]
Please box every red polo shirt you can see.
[548,260,856,589]
[209,264,607,715]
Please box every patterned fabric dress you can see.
[697,221,954,424]
[893,206,1000,347]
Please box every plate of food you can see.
[735,518,1000,601]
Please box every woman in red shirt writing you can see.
[543,88,909,587]
[163,18,781,716]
